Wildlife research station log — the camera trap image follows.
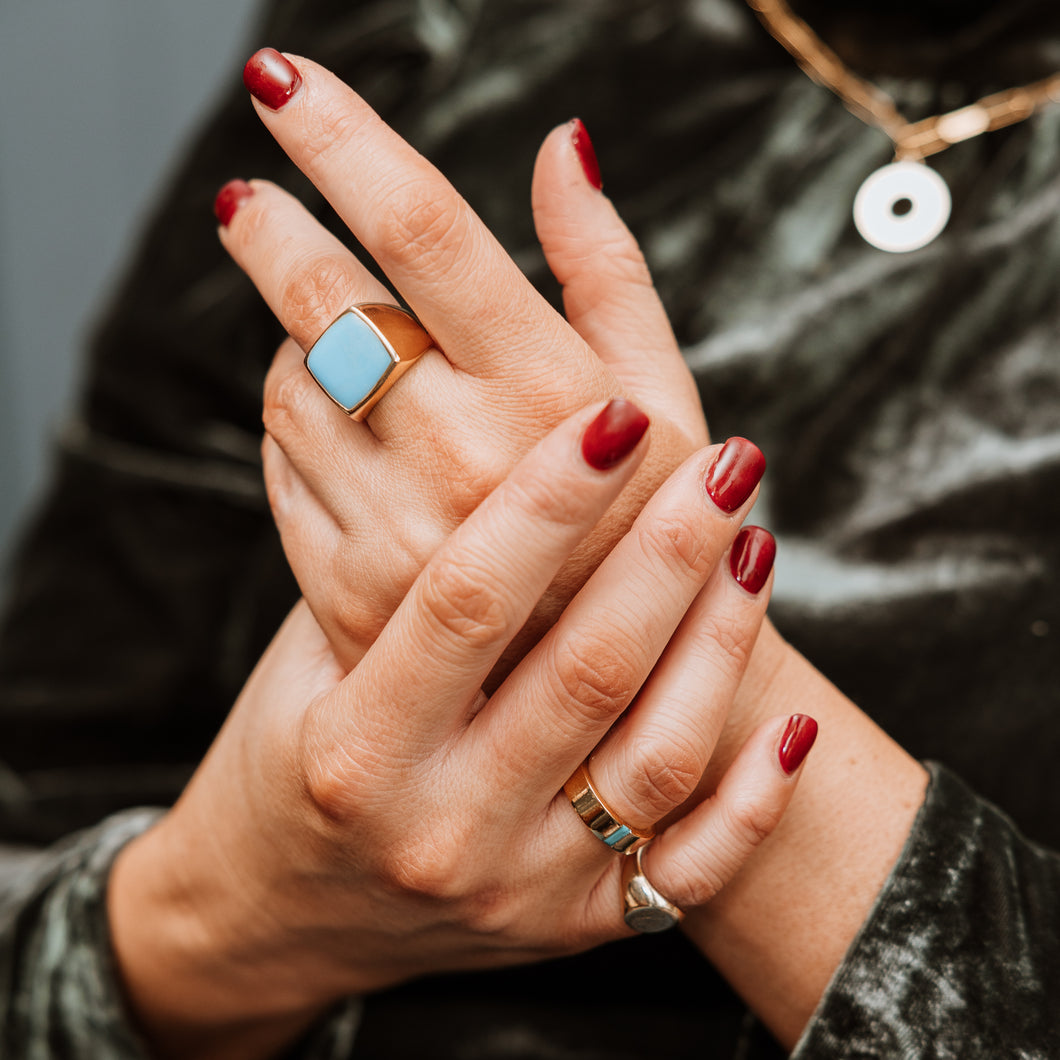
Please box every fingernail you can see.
[704,437,766,513]
[243,48,302,110]
[582,399,649,470]
[570,118,603,191]
[778,714,818,775]
[729,526,776,594]
[213,179,254,227]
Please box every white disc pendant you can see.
[853,161,951,253]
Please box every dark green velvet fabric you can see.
[1,0,1059,1055]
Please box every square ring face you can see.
[304,309,397,414]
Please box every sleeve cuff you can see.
[0,809,363,1058]
[790,762,1060,1057]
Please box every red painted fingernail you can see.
[730,526,776,594]
[582,399,649,470]
[704,437,766,513]
[213,179,254,227]
[778,714,818,775]
[570,118,603,191]
[243,48,302,110]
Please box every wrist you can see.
[684,620,928,1047]
[107,812,334,1060]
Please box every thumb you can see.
[531,119,707,443]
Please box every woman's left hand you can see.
[218,50,709,679]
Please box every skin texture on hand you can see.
[108,407,800,1060]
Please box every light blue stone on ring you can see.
[603,825,633,849]
[305,309,397,414]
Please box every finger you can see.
[262,432,379,670]
[218,179,391,351]
[308,400,651,765]
[483,437,768,799]
[531,121,707,442]
[242,51,611,392]
[259,336,382,528]
[640,713,819,915]
[220,180,458,444]
[588,527,776,832]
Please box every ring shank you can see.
[563,762,654,855]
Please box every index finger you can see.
[243,49,605,390]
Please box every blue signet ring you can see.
[304,303,434,420]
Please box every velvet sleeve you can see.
[0,811,363,1059]
[791,762,1060,1058]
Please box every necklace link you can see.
[749,0,1060,161]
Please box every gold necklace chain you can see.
[747,0,1060,160]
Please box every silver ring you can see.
[622,845,684,933]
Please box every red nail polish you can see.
[213,179,254,228]
[570,118,603,191]
[704,437,766,513]
[582,399,649,470]
[730,526,776,594]
[243,48,302,110]
[778,714,818,775]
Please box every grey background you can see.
[0,0,260,589]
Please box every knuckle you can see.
[374,844,515,936]
[423,432,505,521]
[721,789,784,853]
[638,513,713,583]
[600,233,653,288]
[329,587,391,646]
[688,612,753,683]
[375,179,473,275]
[669,846,729,908]
[295,708,385,830]
[261,436,290,523]
[262,364,317,445]
[623,735,704,818]
[459,886,519,938]
[503,469,585,536]
[376,839,466,904]
[299,103,379,179]
[549,634,637,729]
[656,789,786,910]
[419,557,510,651]
[279,254,360,345]
[297,738,358,828]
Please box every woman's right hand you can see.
[107,401,811,1060]
[217,53,710,684]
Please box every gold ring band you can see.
[304,303,434,421]
[563,761,654,855]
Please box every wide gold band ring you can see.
[563,761,654,855]
[304,303,434,421]
[622,845,684,933]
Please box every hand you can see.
[218,51,709,679]
[214,52,925,1051]
[108,402,810,1060]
